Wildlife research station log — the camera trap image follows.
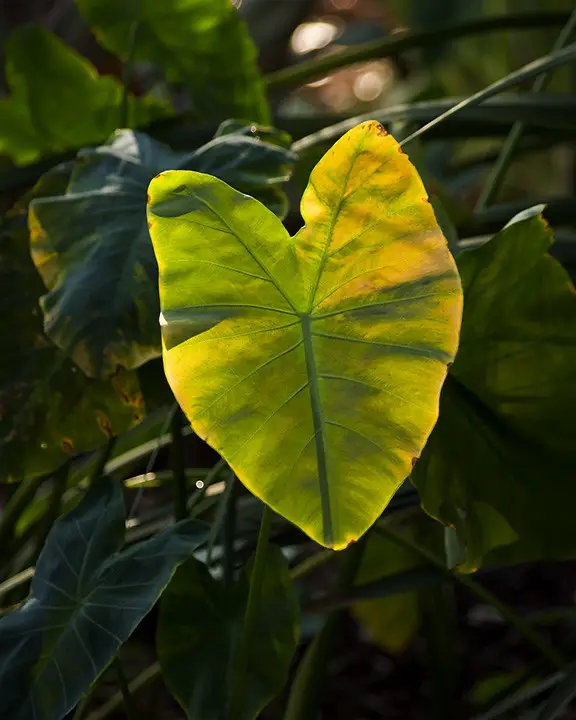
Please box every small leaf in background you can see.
[352,525,422,654]
[157,546,299,720]
[0,164,144,483]
[0,476,208,720]
[0,25,169,165]
[29,124,295,378]
[413,210,576,570]
[75,0,270,124]
[147,120,463,549]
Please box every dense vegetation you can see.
[1,1,576,718]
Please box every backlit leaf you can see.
[413,210,576,570]
[158,547,299,719]
[0,476,208,720]
[148,120,462,549]
[75,0,269,124]
[29,125,295,378]
[0,25,169,165]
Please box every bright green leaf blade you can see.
[0,164,144,483]
[75,0,269,124]
[158,546,299,719]
[0,476,208,719]
[0,25,169,165]
[148,120,462,549]
[413,210,576,570]
[29,125,295,378]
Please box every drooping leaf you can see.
[0,25,170,165]
[75,0,269,124]
[413,209,576,570]
[157,547,299,720]
[29,125,295,378]
[352,525,422,654]
[0,476,208,720]
[147,120,462,549]
[0,164,144,483]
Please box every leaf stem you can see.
[169,409,188,520]
[284,537,366,720]
[84,663,161,720]
[222,473,238,589]
[120,19,140,128]
[475,8,576,210]
[114,658,138,719]
[375,522,566,671]
[265,11,570,90]
[228,503,273,718]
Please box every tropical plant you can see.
[1,1,576,718]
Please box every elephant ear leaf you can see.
[147,120,463,549]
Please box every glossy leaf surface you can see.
[157,547,298,719]
[0,25,168,165]
[413,210,576,569]
[76,0,269,124]
[148,120,462,548]
[0,164,143,483]
[0,476,208,719]
[29,126,294,378]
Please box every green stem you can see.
[376,522,566,671]
[222,473,238,590]
[206,469,235,565]
[0,470,52,556]
[290,549,334,581]
[114,658,137,719]
[0,567,35,602]
[228,503,273,718]
[84,663,161,720]
[475,8,576,210]
[120,19,140,128]
[284,537,366,720]
[169,410,188,521]
[32,462,69,561]
[265,11,570,90]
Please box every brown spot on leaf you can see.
[398,146,406,154]
[147,220,153,230]
[97,413,113,438]
[374,122,388,136]
[61,438,74,455]
[411,457,418,469]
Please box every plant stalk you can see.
[265,11,570,90]
[476,8,576,210]
[376,522,566,671]
[120,19,140,128]
[228,503,273,718]
[284,537,366,720]
[169,409,188,520]
[114,658,138,719]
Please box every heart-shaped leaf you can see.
[0,164,144,483]
[0,25,169,165]
[29,126,295,378]
[0,476,208,719]
[75,0,269,124]
[158,547,299,719]
[413,210,576,570]
[147,120,462,549]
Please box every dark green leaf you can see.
[0,25,169,165]
[76,0,269,124]
[29,125,295,378]
[158,547,299,719]
[413,210,576,570]
[0,165,144,483]
[0,476,208,719]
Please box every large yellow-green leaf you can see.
[75,0,269,124]
[412,209,576,570]
[147,121,462,549]
[0,25,169,165]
